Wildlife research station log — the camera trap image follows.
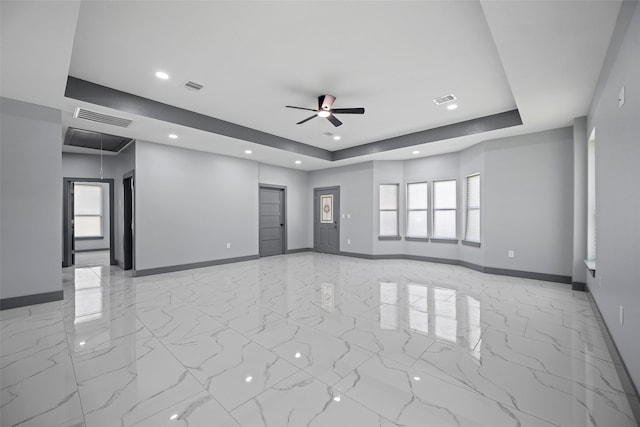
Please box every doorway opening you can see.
[314,186,340,254]
[63,177,116,268]
[123,173,134,270]
[259,185,287,257]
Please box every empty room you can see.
[1,1,639,426]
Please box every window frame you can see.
[431,178,458,242]
[378,183,400,239]
[462,173,481,247]
[405,181,429,241]
[74,183,104,239]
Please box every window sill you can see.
[431,238,459,244]
[405,237,429,242]
[378,236,402,241]
[75,236,104,241]
[461,240,481,248]
[584,259,596,278]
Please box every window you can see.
[379,184,399,237]
[74,183,103,238]
[432,179,457,239]
[406,182,428,238]
[464,174,480,243]
[587,128,596,261]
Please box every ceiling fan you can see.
[286,95,365,127]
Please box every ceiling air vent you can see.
[322,132,334,137]
[433,94,456,106]
[73,108,133,128]
[184,80,204,91]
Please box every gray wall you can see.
[309,162,374,255]
[572,117,588,283]
[134,141,259,270]
[258,163,311,250]
[587,0,640,389]
[1,98,62,299]
[483,127,574,276]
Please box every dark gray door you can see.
[259,187,285,257]
[314,187,340,254]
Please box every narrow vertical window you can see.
[432,179,457,240]
[587,128,596,261]
[74,183,103,238]
[406,182,428,239]
[464,174,480,244]
[379,184,399,237]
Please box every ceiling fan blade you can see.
[331,107,365,114]
[327,115,343,127]
[285,105,317,112]
[318,95,336,111]
[297,115,318,125]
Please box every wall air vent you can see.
[73,108,133,128]
[433,94,456,105]
[184,81,204,91]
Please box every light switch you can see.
[619,86,625,108]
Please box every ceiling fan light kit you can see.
[286,95,365,127]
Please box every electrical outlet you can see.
[620,306,624,326]
[342,213,345,219]
[347,239,351,245]
[619,86,625,108]
[347,213,351,219]
[508,250,515,258]
[226,242,231,249]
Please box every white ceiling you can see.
[1,1,622,171]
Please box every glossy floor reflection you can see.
[1,253,637,426]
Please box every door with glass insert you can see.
[314,187,340,254]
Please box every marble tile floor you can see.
[1,253,638,426]
[73,250,111,269]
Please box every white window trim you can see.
[406,181,429,239]
[379,183,400,238]
[463,173,481,245]
[432,178,457,241]
[74,183,104,239]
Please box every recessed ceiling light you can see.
[294,352,301,359]
[244,149,252,154]
[333,135,341,141]
[245,376,253,383]
[447,104,458,110]
[79,341,86,346]
[413,376,421,381]
[317,111,331,118]
[169,134,178,139]
[412,150,420,155]
[169,414,178,421]
[295,160,302,165]
[333,396,341,402]
[155,71,170,80]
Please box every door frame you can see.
[258,184,287,256]
[63,177,116,267]
[313,186,340,254]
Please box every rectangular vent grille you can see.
[433,94,456,105]
[73,108,133,128]
[184,81,204,91]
